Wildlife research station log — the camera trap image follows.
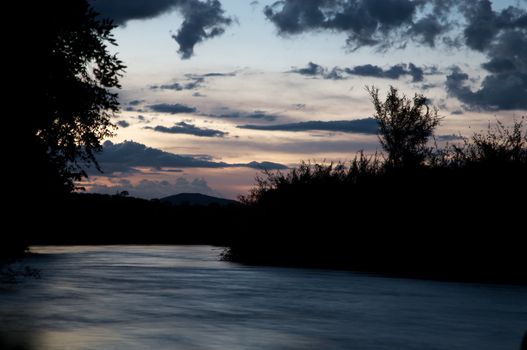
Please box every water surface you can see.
[1,245,526,349]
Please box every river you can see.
[1,245,526,350]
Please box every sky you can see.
[84,0,527,199]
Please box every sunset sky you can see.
[84,0,526,199]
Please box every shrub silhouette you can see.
[225,88,527,283]
[450,118,527,167]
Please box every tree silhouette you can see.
[3,0,125,262]
[367,86,440,169]
[22,0,125,194]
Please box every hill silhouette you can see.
[160,193,239,207]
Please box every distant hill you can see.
[160,193,239,206]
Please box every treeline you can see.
[21,193,245,246]
[224,88,527,283]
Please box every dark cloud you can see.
[262,0,484,50]
[446,65,527,111]
[128,99,145,106]
[460,6,527,110]
[91,0,178,24]
[151,80,202,91]
[435,1,527,110]
[237,161,287,170]
[208,110,279,122]
[450,110,464,115]
[460,0,526,52]
[420,83,439,90]
[481,57,516,74]
[136,115,150,123]
[151,72,236,91]
[145,121,228,137]
[171,1,233,59]
[148,103,197,114]
[436,134,463,141]
[246,112,279,121]
[265,0,527,111]
[264,0,432,50]
[94,140,287,174]
[291,62,426,82]
[291,62,326,76]
[200,72,237,77]
[408,63,425,82]
[346,63,424,82]
[117,120,130,128]
[290,62,345,80]
[346,64,383,77]
[410,14,449,47]
[89,177,219,199]
[124,99,146,112]
[325,67,346,80]
[91,0,232,59]
[238,118,378,134]
[95,140,226,172]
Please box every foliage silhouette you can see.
[225,88,527,283]
[4,0,125,263]
[451,118,527,167]
[367,86,441,169]
[22,0,125,194]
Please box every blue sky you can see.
[85,0,527,199]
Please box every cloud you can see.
[145,122,228,137]
[289,62,345,80]
[290,62,326,76]
[89,177,220,199]
[410,14,449,47]
[238,118,378,134]
[171,1,233,59]
[240,161,287,170]
[291,62,426,82]
[265,1,527,111]
[210,110,279,122]
[199,72,237,77]
[263,1,527,111]
[136,115,151,124]
[91,0,233,59]
[148,103,197,114]
[151,72,237,91]
[444,1,527,110]
[128,99,145,106]
[264,0,431,50]
[117,120,130,128]
[436,134,463,141]
[95,140,227,173]
[263,0,493,51]
[446,65,527,111]
[93,140,287,174]
[151,80,203,91]
[345,63,424,82]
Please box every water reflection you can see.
[1,246,526,350]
